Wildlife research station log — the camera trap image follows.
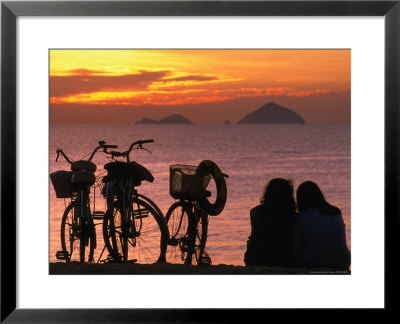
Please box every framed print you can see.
[1,0,399,321]
[47,48,352,274]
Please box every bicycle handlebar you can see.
[128,139,154,152]
[102,144,118,154]
[56,149,73,163]
[106,139,154,160]
[56,141,118,163]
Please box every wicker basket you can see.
[50,170,75,198]
[95,171,107,197]
[169,164,211,200]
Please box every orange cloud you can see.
[50,70,172,97]
[50,86,343,106]
[49,69,235,98]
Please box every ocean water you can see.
[49,124,351,266]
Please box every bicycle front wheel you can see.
[187,209,209,265]
[61,201,95,263]
[165,201,192,264]
[104,197,168,264]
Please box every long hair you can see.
[296,181,341,216]
[261,178,296,215]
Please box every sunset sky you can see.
[49,49,350,124]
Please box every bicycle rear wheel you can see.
[103,197,168,264]
[61,201,95,263]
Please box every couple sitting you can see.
[244,178,351,270]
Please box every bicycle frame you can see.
[110,169,148,245]
[55,141,117,263]
[104,138,163,222]
[165,162,228,265]
[171,197,210,265]
[102,139,168,264]
[79,187,93,261]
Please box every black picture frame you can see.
[1,0,399,321]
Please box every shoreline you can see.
[49,262,350,275]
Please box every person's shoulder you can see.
[250,205,264,216]
[297,208,319,222]
[250,205,267,221]
[329,205,342,216]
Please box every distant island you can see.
[136,114,193,124]
[237,102,305,124]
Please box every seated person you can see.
[294,181,351,270]
[244,178,297,267]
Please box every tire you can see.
[61,201,95,263]
[103,206,122,262]
[186,209,209,265]
[103,196,168,264]
[196,160,227,216]
[165,201,192,264]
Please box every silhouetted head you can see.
[296,181,341,216]
[261,178,296,213]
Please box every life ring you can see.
[196,160,227,216]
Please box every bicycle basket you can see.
[50,170,75,198]
[169,164,211,200]
[95,172,107,197]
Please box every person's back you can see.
[244,178,297,267]
[294,208,350,269]
[294,181,351,270]
[244,205,296,266]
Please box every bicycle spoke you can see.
[135,240,158,261]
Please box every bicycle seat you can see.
[103,161,154,185]
[131,161,154,184]
[71,170,96,187]
[71,160,97,173]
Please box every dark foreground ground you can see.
[50,262,350,275]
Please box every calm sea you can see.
[49,124,351,266]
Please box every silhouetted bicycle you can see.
[165,160,228,265]
[102,139,169,264]
[50,141,117,263]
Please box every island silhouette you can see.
[237,102,305,124]
[136,114,193,124]
[136,102,304,125]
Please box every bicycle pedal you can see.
[100,256,117,264]
[103,254,122,263]
[168,238,179,246]
[55,250,67,260]
[92,211,105,219]
[199,251,212,265]
[199,257,212,265]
